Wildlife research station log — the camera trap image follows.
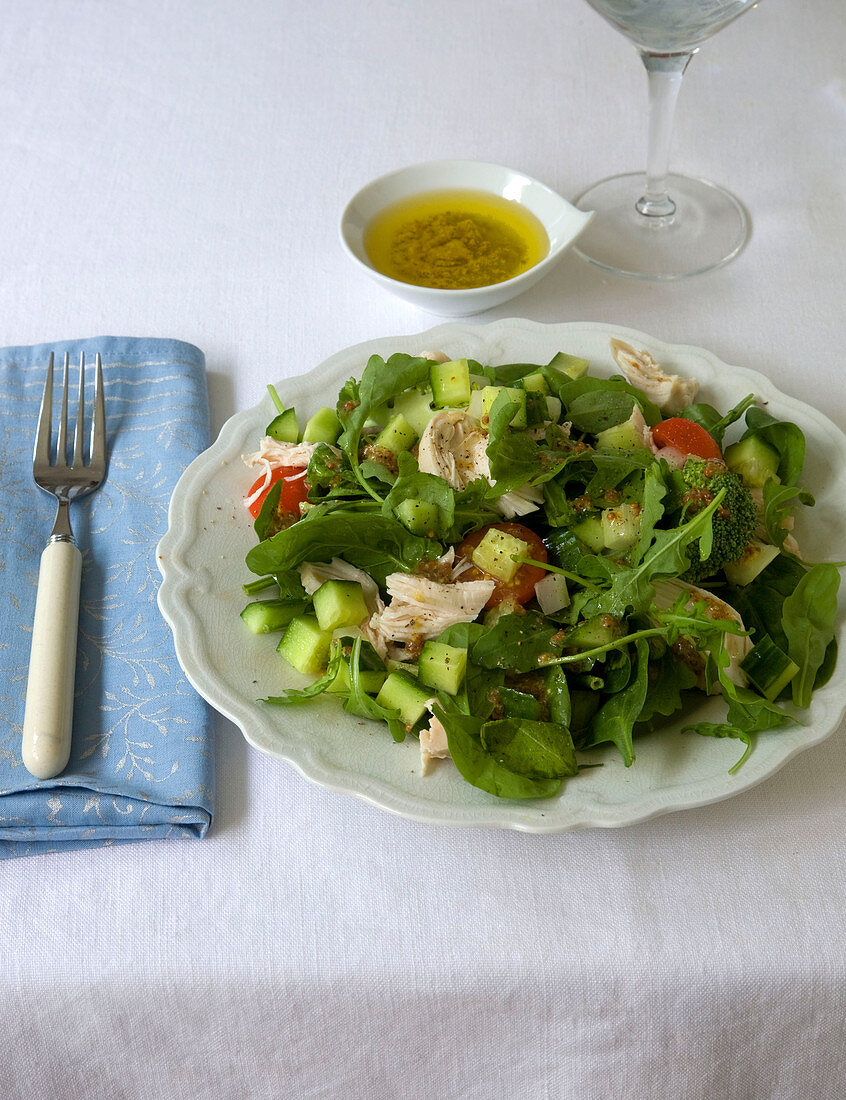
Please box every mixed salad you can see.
[238,340,841,801]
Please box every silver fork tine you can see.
[91,353,105,466]
[34,352,54,466]
[56,352,70,466]
[72,352,85,469]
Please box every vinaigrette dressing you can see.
[364,189,549,290]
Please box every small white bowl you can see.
[339,160,594,316]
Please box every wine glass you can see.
[573,0,760,280]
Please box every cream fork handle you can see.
[22,540,83,780]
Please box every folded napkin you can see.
[0,337,214,858]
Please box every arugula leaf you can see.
[433,705,562,800]
[636,650,698,726]
[245,508,441,586]
[254,480,283,540]
[581,638,650,766]
[545,665,572,726]
[342,638,406,741]
[336,353,432,500]
[548,374,662,428]
[629,462,668,565]
[470,611,564,673]
[742,407,806,485]
[782,563,841,707]
[480,719,578,780]
[760,480,814,559]
[679,393,756,446]
[262,644,344,705]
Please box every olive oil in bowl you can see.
[364,189,550,290]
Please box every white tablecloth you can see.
[2,1,845,1097]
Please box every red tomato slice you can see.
[246,465,309,519]
[456,522,548,608]
[652,418,723,461]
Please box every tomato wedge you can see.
[456,522,548,608]
[246,465,309,519]
[652,418,723,461]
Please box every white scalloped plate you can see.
[157,320,846,832]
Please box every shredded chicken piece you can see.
[298,558,380,613]
[365,573,495,658]
[629,403,659,454]
[242,437,338,509]
[610,338,699,414]
[420,711,450,775]
[652,578,752,691]
[417,410,490,489]
[417,409,542,519]
[420,349,450,363]
[496,483,545,519]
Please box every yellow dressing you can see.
[364,189,549,290]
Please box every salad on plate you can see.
[237,338,841,802]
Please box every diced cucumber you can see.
[312,580,369,632]
[567,615,623,650]
[724,436,781,488]
[240,598,307,635]
[572,515,605,553]
[723,538,780,586]
[265,407,298,443]
[520,371,550,395]
[467,388,484,420]
[375,671,432,728]
[471,527,529,582]
[417,642,467,696]
[395,497,439,537]
[302,407,341,444]
[375,413,418,455]
[545,395,562,422]
[327,660,386,696]
[548,351,589,379]
[391,388,435,436]
[595,410,648,452]
[601,502,642,552]
[740,635,799,700]
[480,386,527,429]
[430,358,471,408]
[276,615,334,676]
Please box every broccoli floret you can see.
[679,459,758,582]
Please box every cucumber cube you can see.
[375,671,432,728]
[723,539,780,586]
[548,351,589,379]
[312,580,370,632]
[265,407,298,443]
[327,660,386,696]
[572,515,605,553]
[302,407,341,444]
[520,371,550,395]
[601,502,642,552]
[724,436,781,488]
[471,527,528,582]
[276,615,333,676]
[430,358,471,408]
[418,642,467,696]
[375,413,418,455]
[480,386,527,429]
[595,413,647,452]
[395,497,439,537]
[740,635,799,701]
[391,388,435,436]
[240,598,307,635]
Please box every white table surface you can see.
[3,1,845,1097]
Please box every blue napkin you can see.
[0,337,214,858]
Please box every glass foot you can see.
[573,172,749,280]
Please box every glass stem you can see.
[636,51,693,218]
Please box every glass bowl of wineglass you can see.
[573,0,761,280]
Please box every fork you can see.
[22,352,106,780]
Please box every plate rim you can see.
[157,319,846,832]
